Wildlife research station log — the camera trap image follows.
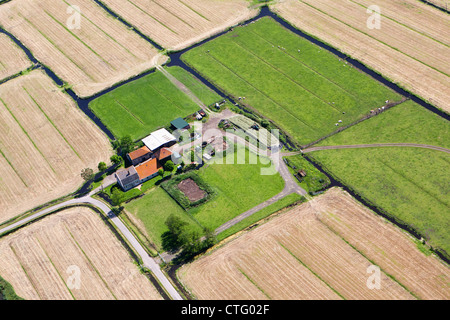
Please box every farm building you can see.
[135,158,162,184]
[154,147,173,163]
[127,146,152,166]
[115,167,140,191]
[171,117,190,131]
[142,128,177,152]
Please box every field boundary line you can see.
[35,236,76,300]
[60,0,141,60]
[0,97,57,174]
[228,38,345,113]
[177,0,210,21]
[298,0,450,78]
[123,0,178,35]
[349,0,450,48]
[19,14,97,82]
[113,99,145,126]
[237,267,271,299]
[0,147,28,187]
[247,29,361,99]
[147,81,188,113]
[22,86,82,160]
[43,10,116,71]
[151,0,195,29]
[304,143,450,154]
[278,241,345,299]
[318,217,420,299]
[8,244,43,299]
[203,52,318,133]
[63,222,118,300]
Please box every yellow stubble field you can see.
[0,0,164,97]
[0,70,113,224]
[0,33,31,81]
[0,206,163,300]
[178,188,449,300]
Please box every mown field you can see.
[0,206,163,300]
[271,0,450,113]
[315,100,450,148]
[178,188,449,300]
[309,100,450,255]
[89,66,220,140]
[0,0,162,97]
[99,0,258,50]
[0,32,31,82]
[0,70,112,225]
[124,147,286,251]
[182,17,402,146]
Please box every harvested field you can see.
[0,0,163,97]
[271,0,450,112]
[424,0,449,10]
[0,206,163,300]
[0,70,112,224]
[178,188,449,300]
[178,178,207,202]
[99,0,259,50]
[0,33,30,81]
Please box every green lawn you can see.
[122,146,287,250]
[316,100,450,148]
[312,147,450,256]
[89,66,221,140]
[124,187,203,251]
[182,17,401,145]
[283,155,330,194]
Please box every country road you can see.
[0,194,183,301]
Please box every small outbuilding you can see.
[171,117,190,131]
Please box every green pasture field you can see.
[89,66,221,140]
[124,187,203,251]
[311,147,450,256]
[283,155,330,194]
[122,146,287,250]
[316,100,450,148]
[181,17,401,146]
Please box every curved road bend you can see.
[303,143,450,154]
[0,195,183,301]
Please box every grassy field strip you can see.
[35,237,76,300]
[151,0,195,29]
[43,10,115,71]
[246,29,359,99]
[0,97,56,174]
[0,148,27,188]
[202,52,319,134]
[60,0,139,59]
[63,224,118,299]
[124,0,179,34]
[178,0,210,21]
[22,87,81,160]
[237,268,271,299]
[8,245,42,299]
[18,13,96,82]
[278,242,345,300]
[299,0,449,77]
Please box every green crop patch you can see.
[182,17,401,146]
[89,66,221,140]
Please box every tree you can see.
[164,160,175,172]
[158,168,164,177]
[261,119,270,128]
[110,154,122,165]
[81,168,94,182]
[110,188,123,206]
[162,215,188,251]
[118,135,134,154]
[98,162,107,172]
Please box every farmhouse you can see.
[142,128,177,152]
[115,167,140,191]
[128,146,152,166]
[135,158,162,184]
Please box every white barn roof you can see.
[142,128,176,151]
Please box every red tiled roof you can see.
[135,158,161,180]
[128,146,151,160]
[155,147,172,160]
